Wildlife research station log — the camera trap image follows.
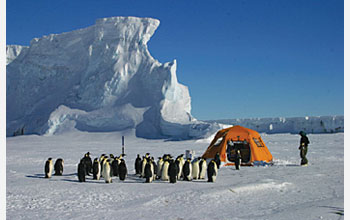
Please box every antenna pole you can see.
[122,136,125,155]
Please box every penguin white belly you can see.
[199,161,207,179]
[150,163,155,181]
[102,163,112,183]
[141,159,147,177]
[177,164,182,179]
[48,163,53,178]
[157,160,164,178]
[109,159,114,177]
[149,164,154,183]
[212,165,218,182]
[192,162,200,180]
[184,163,192,181]
[96,163,101,180]
[161,162,169,181]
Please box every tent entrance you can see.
[226,141,251,163]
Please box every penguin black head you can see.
[48,158,52,161]
[110,154,114,158]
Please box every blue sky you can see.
[6,0,344,120]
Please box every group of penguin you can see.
[44,151,232,184]
[77,152,128,183]
[135,153,220,183]
[44,158,64,178]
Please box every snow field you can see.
[7,131,343,219]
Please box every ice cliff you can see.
[6,16,221,138]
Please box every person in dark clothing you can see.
[214,152,221,169]
[299,131,310,166]
[234,149,241,170]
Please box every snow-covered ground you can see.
[6,131,343,219]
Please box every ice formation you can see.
[6,16,343,138]
[6,16,221,138]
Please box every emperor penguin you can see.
[111,157,120,177]
[83,152,92,176]
[77,159,86,182]
[161,159,170,181]
[92,158,101,180]
[102,158,112,183]
[135,154,142,175]
[176,154,185,180]
[54,158,64,176]
[44,158,54,178]
[144,158,154,183]
[99,154,107,173]
[199,158,207,179]
[109,156,115,177]
[151,157,157,180]
[207,160,218,182]
[168,159,179,183]
[156,157,164,179]
[214,152,221,169]
[183,158,192,181]
[118,159,127,181]
[192,158,200,180]
[141,153,150,178]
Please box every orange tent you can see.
[202,125,273,166]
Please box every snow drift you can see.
[6,16,221,138]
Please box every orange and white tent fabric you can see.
[202,125,273,166]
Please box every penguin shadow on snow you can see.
[26,174,46,179]
[320,206,344,217]
[285,164,301,167]
[122,174,145,183]
[60,178,107,184]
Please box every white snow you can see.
[6,45,28,65]
[6,131,343,219]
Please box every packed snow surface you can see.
[7,131,344,219]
